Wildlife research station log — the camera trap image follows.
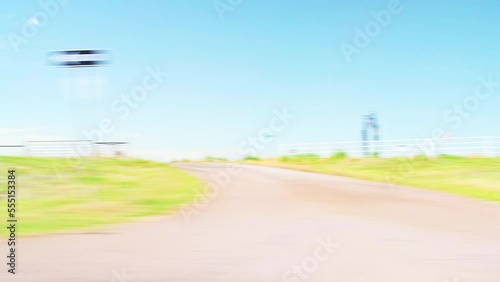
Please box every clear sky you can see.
[1,0,500,159]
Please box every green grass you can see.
[204,156,228,162]
[0,157,203,236]
[244,155,500,202]
[243,156,261,161]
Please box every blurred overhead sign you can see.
[47,49,111,67]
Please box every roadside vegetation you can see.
[0,157,203,236]
[204,156,228,162]
[243,153,500,202]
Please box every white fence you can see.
[0,145,26,157]
[279,136,500,158]
[27,140,94,157]
[3,137,500,160]
[0,140,128,158]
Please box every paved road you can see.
[3,164,500,282]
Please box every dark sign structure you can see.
[47,50,111,67]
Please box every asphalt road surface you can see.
[2,164,500,282]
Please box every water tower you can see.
[361,112,380,156]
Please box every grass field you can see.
[244,154,500,202]
[0,157,203,236]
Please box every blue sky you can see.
[1,0,499,159]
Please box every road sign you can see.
[47,49,111,67]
